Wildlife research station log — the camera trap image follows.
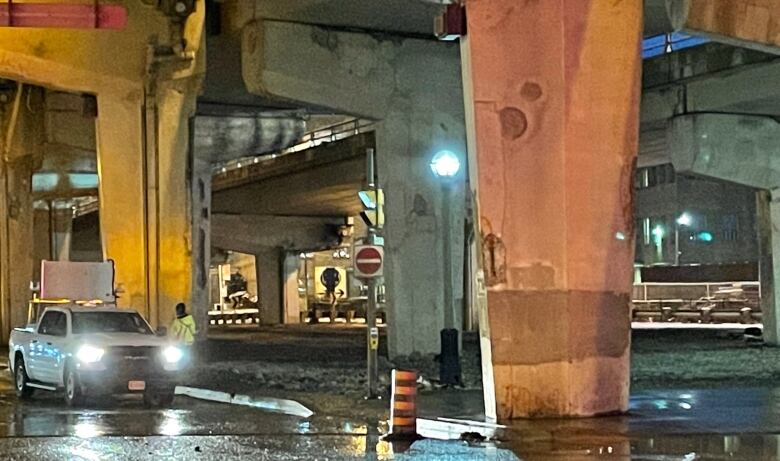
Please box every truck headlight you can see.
[162,346,183,364]
[76,345,105,363]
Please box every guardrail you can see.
[213,118,375,175]
[632,282,761,324]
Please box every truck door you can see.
[33,311,68,384]
[27,311,54,380]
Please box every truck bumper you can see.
[76,368,179,395]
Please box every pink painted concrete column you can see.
[462,0,642,418]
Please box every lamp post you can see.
[430,150,462,386]
[675,212,691,266]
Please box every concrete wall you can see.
[240,20,467,356]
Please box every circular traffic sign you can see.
[320,267,341,292]
[355,247,383,276]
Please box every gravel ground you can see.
[189,326,481,396]
[187,325,778,409]
[630,328,780,390]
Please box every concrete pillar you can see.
[96,74,204,330]
[759,190,780,345]
[461,0,642,417]
[283,252,301,324]
[33,205,74,263]
[239,19,467,355]
[0,86,42,339]
[256,248,282,325]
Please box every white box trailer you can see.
[27,261,117,327]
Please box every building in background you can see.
[634,163,758,267]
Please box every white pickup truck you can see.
[9,306,185,407]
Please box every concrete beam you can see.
[211,214,342,254]
[642,57,780,125]
[673,0,780,54]
[212,132,370,217]
[223,0,443,37]
[193,115,306,163]
[669,113,780,189]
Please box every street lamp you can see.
[431,149,462,387]
[675,212,692,266]
[430,150,461,179]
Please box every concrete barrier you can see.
[174,386,314,418]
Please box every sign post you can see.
[356,148,385,399]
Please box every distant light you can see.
[679,402,692,410]
[677,213,692,226]
[31,172,59,192]
[221,167,227,173]
[697,231,713,242]
[652,226,665,239]
[615,232,626,241]
[236,162,242,168]
[430,150,461,179]
[253,158,259,164]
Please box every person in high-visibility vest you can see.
[169,303,197,346]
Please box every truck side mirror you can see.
[156,326,167,337]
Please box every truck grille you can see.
[106,346,160,378]
[109,346,157,359]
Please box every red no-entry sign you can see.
[354,245,384,278]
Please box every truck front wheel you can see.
[14,358,34,400]
[64,366,85,407]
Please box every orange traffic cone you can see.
[385,369,420,441]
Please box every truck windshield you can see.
[71,312,153,335]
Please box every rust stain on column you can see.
[464,0,642,418]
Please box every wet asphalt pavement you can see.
[3,370,780,460]
[3,325,780,460]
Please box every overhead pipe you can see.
[0,1,127,30]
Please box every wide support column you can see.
[97,75,203,330]
[255,247,282,325]
[239,19,467,355]
[462,0,642,418]
[0,86,39,340]
[96,93,147,313]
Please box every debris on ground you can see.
[185,325,780,407]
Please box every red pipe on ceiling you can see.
[0,2,127,30]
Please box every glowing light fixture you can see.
[430,150,461,179]
[676,212,692,226]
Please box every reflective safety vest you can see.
[170,314,196,346]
